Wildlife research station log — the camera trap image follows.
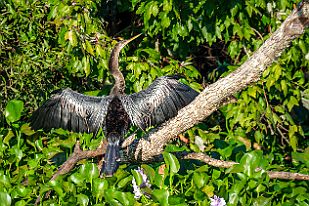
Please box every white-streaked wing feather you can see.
[31,88,112,136]
[121,76,198,130]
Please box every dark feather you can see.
[30,88,112,136]
[101,135,121,177]
[121,76,198,130]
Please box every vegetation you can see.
[1,0,308,205]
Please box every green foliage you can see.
[1,0,308,205]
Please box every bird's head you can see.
[114,33,142,50]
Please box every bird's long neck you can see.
[109,44,125,95]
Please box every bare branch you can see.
[183,152,309,181]
[183,153,238,168]
[50,141,106,179]
[266,170,309,181]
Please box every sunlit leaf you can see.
[152,189,169,205]
[77,194,89,206]
[4,100,24,123]
[163,152,180,174]
[0,192,11,206]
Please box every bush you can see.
[0,0,308,205]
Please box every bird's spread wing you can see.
[31,88,112,136]
[121,76,198,130]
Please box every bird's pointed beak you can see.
[124,33,142,45]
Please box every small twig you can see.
[251,27,265,42]
[276,126,289,146]
[262,83,270,109]
[243,44,251,58]
[278,124,289,132]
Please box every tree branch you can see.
[183,153,309,181]
[125,1,309,162]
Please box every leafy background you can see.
[0,0,308,205]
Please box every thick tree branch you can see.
[125,1,309,162]
[50,141,106,179]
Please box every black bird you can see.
[30,34,199,176]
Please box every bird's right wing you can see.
[121,76,199,130]
[30,88,112,136]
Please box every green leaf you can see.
[20,124,35,136]
[163,0,172,12]
[237,151,263,177]
[65,30,78,47]
[163,152,180,174]
[288,125,298,151]
[69,172,85,186]
[82,56,91,76]
[93,178,108,200]
[287,96,299,111]
[212,169,221,179]
[15,200,27,206]
[253,196,271,206]
[160,12,171,28]
[13,186,31,197]
[292,152,309,167]
[77,194,89,206]
[80,163,99,182]
[95,45,106,57]
[247,87,257,98]
[168,195,186,204]
[85,40,94,56]
[117,176,132,189]
[144,1,158,22]
[4,100,24,123]
[202,185,214,197]
[0,192,11,206]
[193,172,205,188]
[0,173,11,188]
[3,130,14,145]
[132,169,143,186]
[152,189,169,206]
[254,130,263,144]
[141,164,155,183]
[113,191,134,206]
[298,39,307,54]
[273,64,282,81]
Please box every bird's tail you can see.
[101,139,120,177]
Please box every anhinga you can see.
[30,34,199,176]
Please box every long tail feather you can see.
[101,140,120,176]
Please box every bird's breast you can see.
[105,96,130,137]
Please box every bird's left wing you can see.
[121,76,199,130]
[30,88,112,136]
